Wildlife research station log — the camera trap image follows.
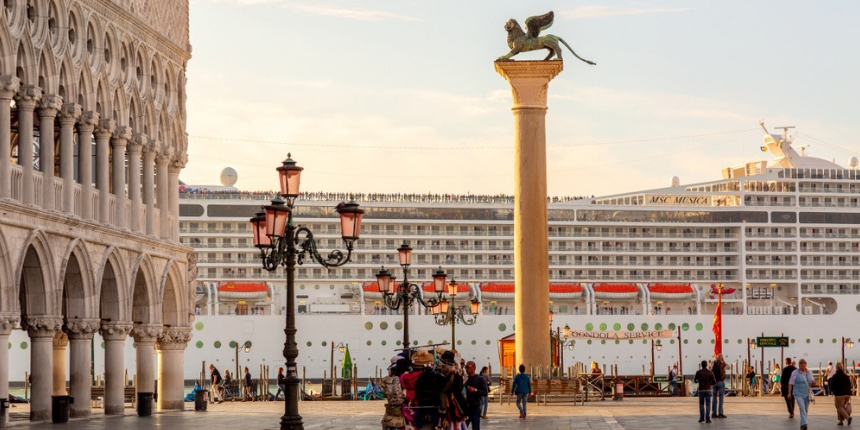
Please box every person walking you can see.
[781,358,797,418]
[465,361,489,430]
[789,358,814,430]
[669,364,679,396]
[223,370,233,401]
[243,367,255,401]
[825,361,836,396]
[694,360,716,424]
[511,364,532,419]
[831,361,853,426]
[479,366,492,419]
[711,354,727,418]
[275,367,286,401]
[209,364,224,404]
[746,366,757,396]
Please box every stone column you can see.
[132,325,162,399]
[156,327,191,411]
[168,155,185,242]
[111,126,131,229]
[127,134,147,233]
[156,147,173,240]
[94,119,115,224]
[65,319,99,418]
[23,316,63,421]
[143,141,158,236]
[0,313,20,427]
[59,103,81,214]
[0,76,20,199]
[14,85,42,205]
[51,332,68,395]
[99,322,132,415]
[495,60,563,369]
[78,111,99,220]
[38,95,62,211]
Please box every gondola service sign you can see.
[566,329,675,340]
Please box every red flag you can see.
[712,284,723,357]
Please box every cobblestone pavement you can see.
[9,396,855,429]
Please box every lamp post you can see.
[234,340,251,377]
[842,337,855,369]
[250,153,364,430]
[432,279,479,348]
[376,242,445,358]
[650,339,663,377]
[329,342,346,395]
[554,324,575,377]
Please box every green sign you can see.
[757,336,789,347]
[653,375,684,382]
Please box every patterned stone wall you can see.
[108,0,190,51]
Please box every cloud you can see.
[561,6,691,19]
[193,0,419,21]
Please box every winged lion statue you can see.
[496,11,596,65]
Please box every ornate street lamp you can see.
[554,324,575,377]
[842,337,855,369]
[377,243,445,358]
[250,153,363,430]
[432,278,479,348]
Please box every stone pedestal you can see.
[99,322,132,415]
[24,316,63,421]
[132,325,162,396]
[156,328,191,411]
[66,319,99,418]
[495,60,563,369]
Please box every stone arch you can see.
[16,230,60,317]
[37,48,58,95]
[160,260,185,327]
[59,238,97,320]
[14,36,37,85]
[130,254,159,325]
[26,0,49,50]
[46,0,67,58]
[163,63,176,116]
[148,52,162,109]
[95,77,110,119]
[128,93,141,131]
[57,55,75,102]
[83,10,103,76]
[5,0,26,38]
[133,43,148,99]
[103,23,120,85]
[98,246,130,323]
[0,227,15,313]
[111,88,127,127]
[76,65,95,110]
[172,117,185,156]
[66,3,85,67]
[157,110,168,150]
[143,101,155,139]
[119,35,133,90]
[0,20,15,75]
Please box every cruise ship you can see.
[180,125,860,380]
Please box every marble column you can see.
[99,322,132,415]
[156,147,173,240]
[168,156,184,242]
[38,95,62,211]
[51,332,68,395]
[127,134,147,233]
[111,126,131,229]
[132,325,162,401]
[156,327,192,411]
[78,111,99,220]
[495,60,563,370]
[14,86,42,205]
[94,119,115,224]
[65,319,99,418]
[23,316,63,421]
[59,103,81,214]
[143,141,158,236]
[0,313,20,427]
[0,76,20,200]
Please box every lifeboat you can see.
[648,284,695,300]
[709,284,737,295]
[363,282,384,299]
[479,283,514,300]
[549,284,583,300]
[217,283,269,301]
[592,284,639,300]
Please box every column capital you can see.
[53,331,69,348]
[64,318,101,340]
[156,146,175,164]
[0,75,20,99]
[169,153,187,171]
[132,324,163,343]
[0,312,21,335]
[38,94,63,117]
[95,118,116,138]
[22,315,64,339]
[156,327,192,351]
[59,103,82,124]
[494,60,563,107]
[14,85,43,110]
[79,111,100,131]
[112,125,132,146]
[99,321,133,341]
[145,139,161,156]
[128,133,148,153]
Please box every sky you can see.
[183,0,860,197]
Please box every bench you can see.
[497,378,585,405]
[90,386,138,408]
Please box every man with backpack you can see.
[711,354,727,419]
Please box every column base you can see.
[30,409,50,422]
[70,408,91,418]
[105,405,125,415]
[158,400,184,411]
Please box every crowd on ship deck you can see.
[179,189,590,204]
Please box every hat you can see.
[440,350,457,367]
[411,348,434,367]
[390,358,411,375]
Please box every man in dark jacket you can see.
[781,357,797,418]
[464,361,489,430]
[831,362,853,425]
[711,354,727,418]
[694,360,716,423]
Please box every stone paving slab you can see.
[9,396,856,429]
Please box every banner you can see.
[713,284,723,357]
[566,329,675,340]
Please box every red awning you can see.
[593,284,638,293]
[649,284,693,294]
[218,283,268,293]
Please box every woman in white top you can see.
[788,358,814,430]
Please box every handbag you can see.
[846,399,852,415]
